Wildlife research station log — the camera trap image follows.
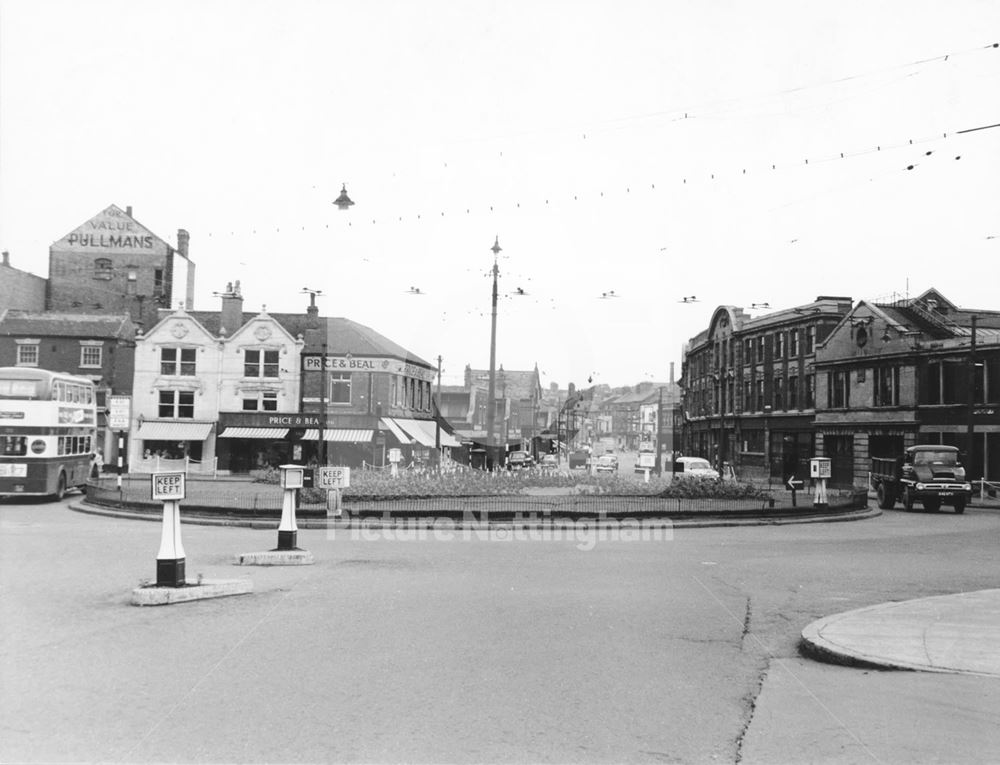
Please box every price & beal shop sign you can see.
[151,472,186,500]
[302,355,436,382]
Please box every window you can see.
[756,336,765,361]
[743,379,752,411]
[244,349,279,378]
[805,374,815,408]
[153,269,164,297]
[16,343,39,366]
[755,379,765,411]
[159,390,195,418]
[805,326,816,354]
[80,345,102,368]
[744,339,753,366]
[330,373,351,404]
[1,436,27,456]
[773,376,784,410]
[828,370,850,408]
[788,375,799,409]
[126,269,137,295]
[789,329,799,356]
[160,347,196,376]
[874,366,900,407]
[242,391,278,411]
[774,332,784,359]
[93,258,112,280]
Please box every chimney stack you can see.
[177,229,190,258]
[670,362,675,385]
[219,282,244,337]
[126,206,133,217]
[1,251,8,267]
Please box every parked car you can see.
[595,454,618,473]
[507,451,534,470]
[672,456,720,478]
[568,450,590,469]
[538,453,559,471]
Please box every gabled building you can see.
[48,204,195,331]
[0,251,46,311]
[127,285,450,473]
[463,364,545,445]
[814,289,1000,488]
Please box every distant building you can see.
[47,204,195,331]
[0,251,46,311]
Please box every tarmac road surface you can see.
[1,498,998,763]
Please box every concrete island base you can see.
[234,549,315,566]
[131,578,253,606]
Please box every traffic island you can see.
[234,549,314,566]
[235,465,315,566]
[131,578,253,606]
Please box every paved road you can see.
[2,497,998,763]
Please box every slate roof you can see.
[0,311,135,339]
[166,309,432,368]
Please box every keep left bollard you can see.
[132,472,252,605]
[236,465,314,566]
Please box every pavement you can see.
[801,589,1000,677]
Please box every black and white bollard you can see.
[132,470,253,605]
[154,472,186,586]
[235,465,314,566]
[277,464,303,550]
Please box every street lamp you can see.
[485,236,501,470]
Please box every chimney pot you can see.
[126,206,133,217]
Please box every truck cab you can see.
[871,445,971,513]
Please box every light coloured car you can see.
[538,454,559,471]
[674,456,720,478]
[595,454,618,473]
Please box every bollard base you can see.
[131,578,253,606]
[276,530,297,550]
[235,549,314,566]
[156,558,186,588]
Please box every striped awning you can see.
[301,429,374,442]
[136,421,214,441]
[392,418,462,448]
[380,417,411,445]
[218,427,289,439]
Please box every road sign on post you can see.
[786,475,804,507]
[107,395,131,431]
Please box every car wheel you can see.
[953,498,966,514]
[903,487,914,511]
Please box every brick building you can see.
[681,296,853,481]
[48,204,195,331]
[0,310,137,460]
[814,289,1000,488]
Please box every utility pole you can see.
[435,354,442,472]
[967,314,978,473]
[656,385,664,476]
[486,236,501,470]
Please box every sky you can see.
[1,1,998,389]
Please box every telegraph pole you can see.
[486,236,501,470]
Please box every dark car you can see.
[568,450,590,469]
[507,451,534,470]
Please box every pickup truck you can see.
[870,445,971,513]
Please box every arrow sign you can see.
[786,476,804,490]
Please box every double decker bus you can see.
[0,367,97,499]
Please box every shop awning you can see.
[217,427,289,439]
[392,418,462,448]
[380,417,412,445]
[301,429,374,442]
[137,421,214,441]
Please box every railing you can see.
[130,456,219,477]
[974,478,999,501]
